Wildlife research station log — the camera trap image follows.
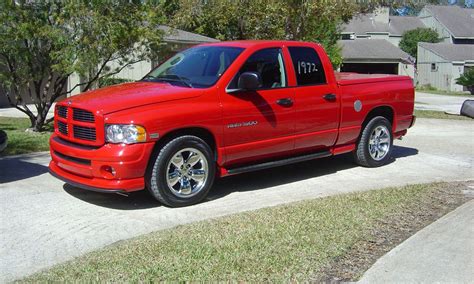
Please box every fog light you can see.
[100,165,116,179]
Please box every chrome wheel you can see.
[166,148,209,198]
[368,125,391,161]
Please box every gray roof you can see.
[423,5,474,38]
[158,25,219,44]
[342,14,389,34]
[419,42,474,61]
[342,15,425,36]
[339,39,410,61]
[389,16,426,36]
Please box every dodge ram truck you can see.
[49,40,415,207]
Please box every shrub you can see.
[399,28,441,58]
[456,69,474,95]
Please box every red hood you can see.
[61,82,203,114]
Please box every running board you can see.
[226,150,332,175]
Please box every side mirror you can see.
[237,72,262,91]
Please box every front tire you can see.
[147,135,215,207]
[353,116,393,167]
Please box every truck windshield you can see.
[142,46,244,88]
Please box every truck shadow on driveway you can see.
[0,156,49,184]
[63,145,418,210]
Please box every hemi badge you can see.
[149,133,159,139]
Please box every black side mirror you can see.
[237,72,262,91]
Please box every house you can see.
[419,5,474,44]
[341,7,425,46]
[417,43,474,92]
[340,5,474,92]
[416,6,474,91]
[338,39,414,78]
[340,7,422,78]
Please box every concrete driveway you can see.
[415,91,472,114]
[1,118,473,282]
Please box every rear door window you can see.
[288,46,326,86]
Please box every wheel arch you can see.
[362,105,395,130]
[153,127,217,156]
[145,126,219,187]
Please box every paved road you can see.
[1,118,473,282]
[359,199,474,283]
[415,91,472,114]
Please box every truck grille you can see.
[57,121,68,135]
[57,106,68,118]
[73,125,96,141]
[55,104,102,145]
[73,108,95,122]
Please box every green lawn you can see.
[24,183,458,282]
[416,86,472,97]
[0,117,52,156]
[414,109,472,120]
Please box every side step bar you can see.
[226,150,332,175]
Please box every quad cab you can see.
[49,40,415,207]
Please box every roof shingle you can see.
[158,25,219,44]
[339,39,410,61]
[423,5,474,38]
[419,42,474,61]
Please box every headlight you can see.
[105,124,146,144]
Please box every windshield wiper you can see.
[142,74,193,88]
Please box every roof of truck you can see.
[199,40,321,49]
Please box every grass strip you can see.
[416,87,471,97]
[23,182,470,282]
[414,109,472,120]
[0,117,51,156]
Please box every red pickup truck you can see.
[49,40,415,207]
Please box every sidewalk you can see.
[415,91,472,114]
[359,199,474,283]
[0,104,55,118]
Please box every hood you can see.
[63,82,204,114]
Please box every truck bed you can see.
[335,72,412,86]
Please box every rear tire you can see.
[146,135,215,207]
[353,116,393,167]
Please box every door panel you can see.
[221,88,295,166]
[287,46,339,151]
[293,85,339,150]
[221,47,296,166]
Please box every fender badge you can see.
[354,100,362,112]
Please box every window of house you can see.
[431,63,438,72]
[288,46,326,86]
[228,48,287,90]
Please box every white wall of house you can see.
[416,45,464,91]
[419,8,453,43]
[398,62,415,79]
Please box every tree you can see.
[0,2,164,131]
[167,0,369,67]
[456,68,474,95]
[399,28,441,58]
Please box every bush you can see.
[456,69,474,95]
[399,28,441,58]
[98,77,133,88]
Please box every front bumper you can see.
[49,133,155,192]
